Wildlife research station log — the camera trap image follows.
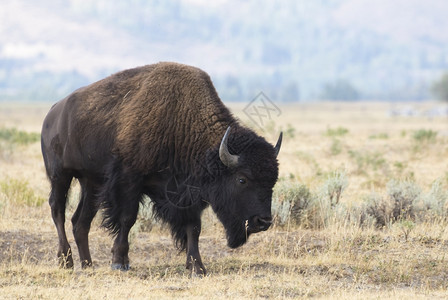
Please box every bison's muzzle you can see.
[247,215,272,234]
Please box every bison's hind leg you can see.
[72,178,99,268]
[49,173,74,268]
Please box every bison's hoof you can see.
[111,263,130,271]
[190,270,206,278]
[81,260,93,269]
[58,255,74,269]
[186,263,206,277]
[59,261,74,269]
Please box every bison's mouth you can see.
[226,216,272,249]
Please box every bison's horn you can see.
[274,132,283,157]
[219,127,239,168]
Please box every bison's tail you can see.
[97,159,143,235]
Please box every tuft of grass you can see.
[412,129,437,143]
[294,151,322,176]
[0,127,40,145]
[369,133,389,139]
[325,126,349,137]
[0,177,46,207]
[400,129,407,138]
[349,150,386,175]
[329,138,342,156]
[284,123,296,139]
[396,219,415,242]
[393,161,406,173]
[0,127,40,160]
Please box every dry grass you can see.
[1,101,448,299]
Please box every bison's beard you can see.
[221,217,250,249]
[207,187,251,248]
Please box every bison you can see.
[41,62,282,275]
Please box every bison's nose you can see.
[253,216,272,231]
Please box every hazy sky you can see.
[2,0,445,78]
[1,0,447,100]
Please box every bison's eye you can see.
[238,178,247,184]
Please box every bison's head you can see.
[205,127,282,248]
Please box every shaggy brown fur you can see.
[74,62,237,174]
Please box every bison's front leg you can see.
[110,199,139,271]
[186,222,206,275]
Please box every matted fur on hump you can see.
[114,62,236,174]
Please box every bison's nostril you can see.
[253,216,272,229]
[259,217,272,225]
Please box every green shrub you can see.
[387,180,421,220]
[309,170,349,228]
[422,179,448,219]
[318,170,348,207]
[272,181,313,226]
[349,150,386,174]
[0,127,40,145]
[396,219,415,242]
[284,123,296,139]
[0,178,46,207]
[0,127,40,159]
[365,192,389,227]
[400,130,407,138]
[330,139,342,156]
[366,180,421,227]
[325,126,349,137]
[412,129,437,143]
[393,161,406,171]
[369,133,389,139]
[135,198,157,232]
[294,151,321,175]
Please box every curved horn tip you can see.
[224,126,231,137]
[274,132,283,157]
[219,126,239,168]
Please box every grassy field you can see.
[1,101,448,299]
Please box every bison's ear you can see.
[274,132,282,157]
[219,127,240,168]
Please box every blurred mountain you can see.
[1,0,447,102]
